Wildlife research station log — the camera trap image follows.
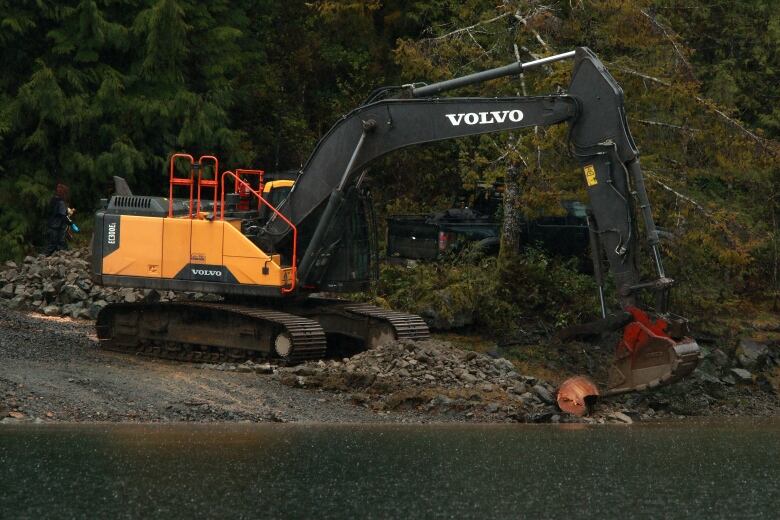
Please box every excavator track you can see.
[96,302,327,364]
[95,301,430,364]
[339,303,430,341]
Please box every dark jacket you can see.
[47,196,68,230]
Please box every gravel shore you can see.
[0,306,572,424]
[2,304,778,425]
[1,250,778,425]
[0,307,418,424]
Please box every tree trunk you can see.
[499,162,522,263]
[772,193,778,311]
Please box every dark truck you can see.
[387,192,590,261]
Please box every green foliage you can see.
[0,0,778,337]
[387,0,780,334]
[378,246,598,337]
[0,0,255,257]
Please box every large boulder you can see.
[42,305,61,316]
[737,339,769,369]
[42,283,57,299]
[76,278,93,292]
[731,367,754,382]
[532,384,555,404]
[89,300,108,320]
[6,296,24,309]
[1,283,14,299]
[61,303,87,319]
[59,284,89,304]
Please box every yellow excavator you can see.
[91,48,700,396]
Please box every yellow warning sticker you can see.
[584,164,598,186]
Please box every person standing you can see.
[44,183,75,256]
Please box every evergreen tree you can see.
[0,0,778,329]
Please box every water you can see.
[1,420,778,519]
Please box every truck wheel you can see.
[475,237,500,255]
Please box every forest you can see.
[1,0,778,337]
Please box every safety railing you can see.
[196,155,219,215]
[168,153,195,218]
[220,170,297,294]
[169,154,225,218]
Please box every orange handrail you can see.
[168,153,195,218]
[220,170,297,294]
[196,155,219,216]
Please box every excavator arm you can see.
[265,96,577,231]
[260,47,699,400]
[295,96,579,282]
[264,48,649,301]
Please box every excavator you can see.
[91,47,700,399]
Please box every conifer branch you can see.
[612,65,778,156]
[425,12,512,41]
[643,170,711,216]
[465,28,490,57]
[639,9,694,78]
[513,9,553,53]
[630,118,700,133]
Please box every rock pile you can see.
[273,337,779,422]
[273,338,568,422]
[0,249,218,319]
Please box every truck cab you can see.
[387,181,590,262]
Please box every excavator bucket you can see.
[604,307,700,395]
[557,307,700,412]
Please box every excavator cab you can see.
[292,186,377,292]
[263,180,294,208]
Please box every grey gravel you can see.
[0,306,427,424]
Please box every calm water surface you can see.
[1,420,778,519]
